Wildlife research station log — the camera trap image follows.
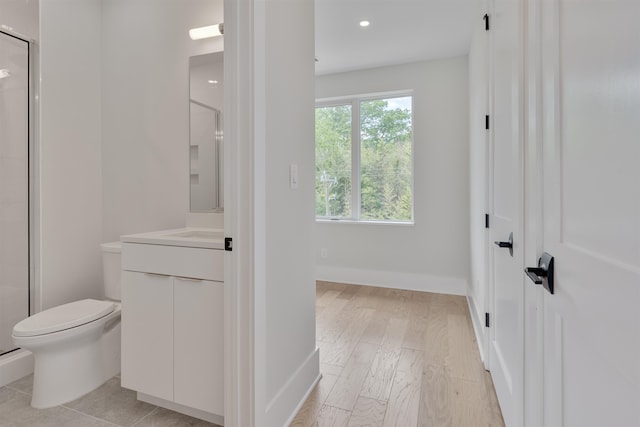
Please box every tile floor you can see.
[0,374,220,427]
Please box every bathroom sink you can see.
[121,227,224,249]
[163,230,222,239]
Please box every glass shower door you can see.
[0,31,30,355]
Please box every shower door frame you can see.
[0,28,36,356]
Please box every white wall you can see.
[39,0,103,309]
[101,0,223,242]
[0,0,39,40]
[315,57,470,295]
[36,0,224,308]
[253,0,318,425]
[468,20,489,357]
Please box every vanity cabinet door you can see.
[174,278,224,415]
[121,271,174,402]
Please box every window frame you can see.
[315,90,415,224]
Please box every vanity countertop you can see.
[121,227,224,249]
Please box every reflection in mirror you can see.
[189,52,223,212]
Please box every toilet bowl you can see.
[12,242,122,409]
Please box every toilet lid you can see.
[13,299,115,337]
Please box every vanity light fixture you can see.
[208,80,218,84]
[359,20,370,27]
[189,23,224,40]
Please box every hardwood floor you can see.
[290,282,505,427]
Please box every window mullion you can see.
[351,100,361,220]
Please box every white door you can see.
[488,0,525,425]
[539,1,640,425]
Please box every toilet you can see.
[12,242,123,409]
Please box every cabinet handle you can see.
[142,273,205,283]
[175,276,204,283]
[144,272,166,278]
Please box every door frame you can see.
[223,0,256,425]
[522,0,545,425]
[486,0,527,424]
[467,1,490,371]
[483,0,494,373]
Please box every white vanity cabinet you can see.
[121,271,174,401]
[121,242,224,418]
[174,276,223,415]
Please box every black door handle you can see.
[493,232,513,256]
[524,267,544,284]
[525,252,554,294]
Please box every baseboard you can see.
[316,265,467,296]
[467,295,488,369]
[283,372,322,427]
[265,348,320,427]
[0,349,34,387]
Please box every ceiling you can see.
[315,0,483,75]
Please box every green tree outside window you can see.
[315,96,413,222]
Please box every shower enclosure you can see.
[0,30,31,356]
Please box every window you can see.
[315,94,413,222]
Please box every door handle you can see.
[524,268,544,284]
[493,232,513,256]
[524,252,554,294]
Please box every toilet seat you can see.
[13,299,115,337]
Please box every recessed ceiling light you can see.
[359,20,370,27]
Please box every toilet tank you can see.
[100,242,122,301]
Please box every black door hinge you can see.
[225,237,233,251]
[485,115,490,130]
[485,214,490,229]
[485,312,490,328]
[483,14,490,31]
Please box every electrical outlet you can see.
[320,248,327,258]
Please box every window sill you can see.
[316,218,415,226]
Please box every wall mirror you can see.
[189,51,223,212]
